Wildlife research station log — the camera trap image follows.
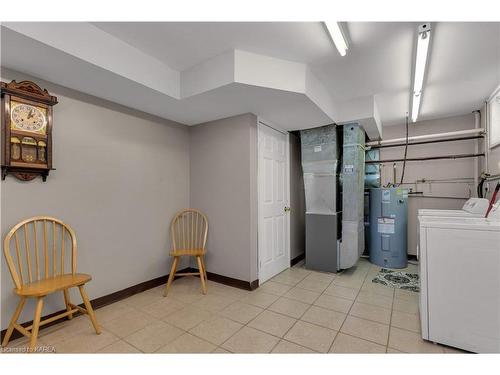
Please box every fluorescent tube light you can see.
[411,92,421,123]
[411,23,432,123]
[414,29,431,93]
[325,22,349,56]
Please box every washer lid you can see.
[419,216,500,231]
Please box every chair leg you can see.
[201,256,208,280]
[1,296,26,348]
[29,297,44,352]
[63,289,73,320]
[164,256,179,297]
[78,285,101,335]
[196,256,207,295]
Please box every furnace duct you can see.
[301,125,340,272]
[300,123,366,272]
[339,123,366,269]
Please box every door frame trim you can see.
[257,119,291,283]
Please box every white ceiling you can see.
[422,22,500,123]
[2,21,499,136]
[0,28,332,131]
[311,21,500,125]
[94,21,500,125]
[92,22,336,71]
[311,22,416,126]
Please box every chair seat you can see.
[14,273,92,297]
[170,248,205,256]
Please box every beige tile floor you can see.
[3,258,468,354]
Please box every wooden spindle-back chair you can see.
[164,209,209,296]
[1,216,101,351]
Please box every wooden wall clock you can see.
[1,80,58,181]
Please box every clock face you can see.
[10,101,47,134]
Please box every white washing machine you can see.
[416,198,489,259]
[419,202,500,353]
[418,197,489,218]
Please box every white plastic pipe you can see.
[473,111,481,196]
[484,100,490,175]
[366,128,485,147]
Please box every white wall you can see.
[189,113,258,283]
[1,70,190,329]
[380,113,477,255]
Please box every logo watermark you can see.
[1,345,56,353]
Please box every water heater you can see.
[369,187,408,269]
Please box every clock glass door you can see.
[10,100,47,135]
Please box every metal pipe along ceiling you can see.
[366,128,485,147]
[368,135,483,149]
[366,153,484,164]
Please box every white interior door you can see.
[258,122,290,283]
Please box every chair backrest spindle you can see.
[52,221,57,276]
[61,225,65,275]
[43,219,48,278]
[33,220,41,280]
[23,224,33,283]
[14,232,23,285]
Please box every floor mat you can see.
[372,268,420,292]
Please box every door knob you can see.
[284,206,291,212]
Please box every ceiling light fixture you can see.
[411,93,422,123]
[325,22,349,57]
[411,23,432,123]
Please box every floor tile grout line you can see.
[119,320,187,353]
[188,318,243,348]
[122,336,149,354]
[268,316,327,353]
[248,307,335,342]
[216,319,248,351]
[348,306,392,326]
[273,338,321,353]
[332,331,388,351]
[385,285,396,352]
[267,296,313,320]
[101,308,180,341]
[267,335,285,353]
[271,268,335,289]
[243,312,296,351]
